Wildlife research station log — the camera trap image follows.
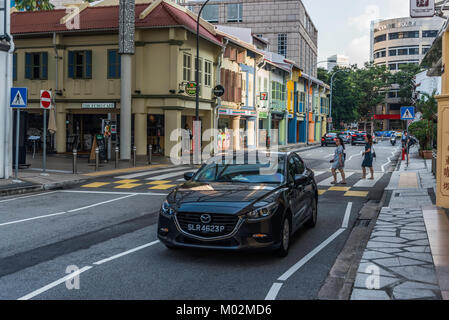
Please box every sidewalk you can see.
[350,149,449,300]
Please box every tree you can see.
[15,0,54,10]
[317,67,330,84]
[416,90,438,149]
[391,64,421,105]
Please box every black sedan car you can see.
[351,132,367,145]
[321,133,338,146]
[157,152,318,257]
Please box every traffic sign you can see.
[401,106,415,120]
[40,90,52,109]
[213,85,225,97]
[10,88,28,108]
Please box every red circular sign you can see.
[40,91,51,109]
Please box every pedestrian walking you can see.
[362,134,375,180]
[330,137,346,185]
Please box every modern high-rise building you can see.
[327,54,349,71]
[180,0,319,77]
[371,16,444,130]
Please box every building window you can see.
[374,34,386,43]
[25,52,48,80]
[107,49,121,79]
[204,60,212,87]
[408,47,419,55]
[195,57,203,85]
[227,3,243,22]
[68,51,92,79]
[422,46,431,54]
[422,30,438,38]
[398,48,408,56]
[13,53,17,81]
[278,33,287,57]
[389,31,419,40]
[183,53,192,82]
[389,49,397,56]
[202,4,219,23]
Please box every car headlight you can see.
[247,202,278,220]
[161,200,175,217]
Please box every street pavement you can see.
[0,141,399,300]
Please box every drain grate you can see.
[355,219,371,227]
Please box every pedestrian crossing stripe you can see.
[82,182,111,188]
[115,183,143,189]
[149,184,177,190]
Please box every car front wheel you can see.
[276,216,290,257]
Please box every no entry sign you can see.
[40,90,52,109]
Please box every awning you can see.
[374,114,401,120]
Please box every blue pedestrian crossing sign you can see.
[10,87,28,108]
[400,106,415,120]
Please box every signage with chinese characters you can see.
[410,0,435,18]
[185,82,199,96]
[82,102,116,109]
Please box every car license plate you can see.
[187,224,225,233]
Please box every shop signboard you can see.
[258,112,268,119]
[82,102,116,109]
[96,134,107,161]
[410,0,435,18]
[218,108,256,117]
[185,82,199,96]
[260,92,268,101]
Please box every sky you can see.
[302,0,411,67]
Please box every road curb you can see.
[317,187,389,300]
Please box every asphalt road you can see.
[0,141,400,300]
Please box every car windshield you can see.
[194,156,286,184]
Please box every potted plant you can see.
[408,120,432,159]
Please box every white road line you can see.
[93,240,160,265]
[145,170,194,181]
[381,150,398,173]
[0,194,135,227]
[347,152,362,162]
[318,172,355,186]
[67,194,136,213]
[18,266,92,300]
[265,283,283,300]
[60,190,168,196]
[116,166,190,179]
[352,173,383,188]
[0,191,58,204]
[277,228,345,282]
[342,202,353,229]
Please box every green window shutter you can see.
[41,52,48,79]
[25,53,31,79]
[108,50,115,78]
[68,51,75,78]
[13,53,17,81]
[85,50,92,79]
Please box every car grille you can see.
[176,212,239,238]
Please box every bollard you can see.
[95,147,99,171]
[72,149,77,174]
[115,146,119,169]
[133,146,137,167]
[148,144,152,164]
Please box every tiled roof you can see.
[11,2,222,46]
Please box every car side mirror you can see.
[294,174,308,185]
[184,172,195,181]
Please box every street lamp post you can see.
[329,70,345,132]
[194,0,211,164]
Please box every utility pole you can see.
[0,0,13,179]
[119,0,135,161]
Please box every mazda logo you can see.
[200,214,212,224]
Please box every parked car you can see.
[351,132,366,145]
[157,152,318,257]
[338,131,352,144]
[321,133,338,146]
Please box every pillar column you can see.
[56,110,66,153]
[247,118,256,149]
[232,116,240,151]
[164,109,181,159]
[201,110,213,153]
[279,117,286,145]
[436,30,449,208]
[134,113,147,156]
